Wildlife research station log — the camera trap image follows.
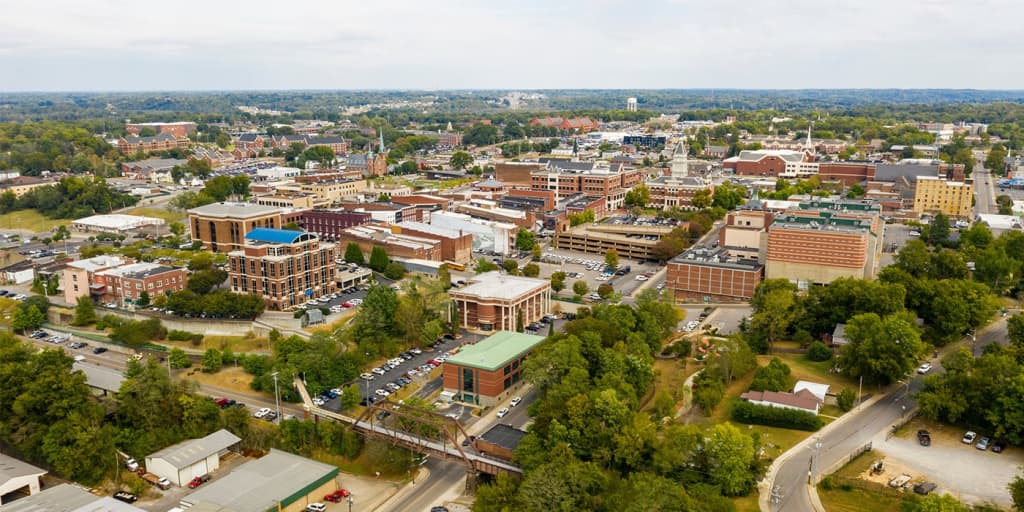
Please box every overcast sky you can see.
[1,0,1021,91]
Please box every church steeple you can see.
[671,140,689,178]
[379,130,385,154]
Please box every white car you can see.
[510,396,522,407]
[360,373,376,381]
[410,348,423,355]
[375,389,391,397]
[306,503,327,512]
[312,397,325,406]
[496,407,510,418]
[350,299,363,305]
[917,362,933,374]
[371,367,386,375]
[635,275,649,281]
[595,276,609,282]
[254,407,272,418]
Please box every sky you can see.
[1,0,1022,91]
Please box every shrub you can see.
[837,388,856,412]
[806,341,834,362]
[749,357,791,392]
[168,330,196,341]
[731,400,823,431]
[693,372,725,415]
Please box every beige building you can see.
[62,255,128,305]
[449,272,551,332]
[0,176,51,197]
[913,176,973,217]
[188,203,284,253]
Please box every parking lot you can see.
[527,247,664,299]
[876,421,1022,508]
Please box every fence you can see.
[886,407,919,440]
[823,474,907,498]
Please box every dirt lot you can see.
[872,418,1019,508]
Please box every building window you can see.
[503,365,511,375]
[461,368,475,394]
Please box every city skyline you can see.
[2,0,1022,91]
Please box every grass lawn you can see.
[185,366,255,395]
[818,450,912,512]
[731,494,761,512]
[758,352,859,393]
[163,334,271,353]
[126,206,186,224]
[307,309,360,335]
[640,357,700,413]
[0,210,68,233]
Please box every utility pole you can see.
[271,372,281,425]
[857,375,863,410]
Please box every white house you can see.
[793,380,830,403]
[739,389,822,415]
[145,429,240,486]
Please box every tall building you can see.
[228,228,338,311]
[913,176,973,217]
[626,97,638,112]
[646,142,712,209]
[448,272,551,332]
[188,203,284,253]
[764,200,884,286]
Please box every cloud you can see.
[1,0,1023,90]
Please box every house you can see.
[145,429,241,487]
[793,381,830,402]
[830,323,849,346]
[0,453,47,505]
[739,389,822,415]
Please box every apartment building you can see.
[0,176,52,197]
[666,247,764,302]
[62,256,128,305]
[95,263,188,306]
[188,203,284,253]
[765,201,884,285]
[448,272,552,332]
[913,176,974,217]
[530,161,642,210]
[298,210,372,241]
[117,133,189,155]
[227,228,338,311]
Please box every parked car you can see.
[510,396,522,407]
[323,489,351,502]
[187,475,211,488]
[993,439,1008,453]
[125,457,139,472]
[254,408,272,419]
[917,429,931,446]
[360,373,376,381]
[496,407,509,418]
[976,436,991,450]
[93,347,108,354]
[962,431,978,444]
[306,503,327,512]
[113,492,138,504]
[917,362,933,374]
[462,435,477,447]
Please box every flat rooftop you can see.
[146,429,240,470]
[187,202,283,219]
[445,331,545,372]
[450,271,550,301]
[671,247,764,271]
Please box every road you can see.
[771,318,1009,511]
[974,161,997,216]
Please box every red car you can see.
[188,475,211,488]
[323,489,350,502]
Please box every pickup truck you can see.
[188,474,211,488]
[142,472,171,490]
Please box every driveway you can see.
[874,429,1019,507]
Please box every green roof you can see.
[445,331,545,371]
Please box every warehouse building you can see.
[0,483,144,512]
[0,454,46,505]
[145,429,241,487]
[180,449,339,512]
[443,331,545,407]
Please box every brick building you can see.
[723,150,815,177]
[117,133,188,155]
[818,162,876,186]
[298,210,372,241]
[442,331,545,407]
[530,161,642,210]
[494,162,546,187]
[765,200,884,285]
[564,195,607,219]
[125,122,197,138]
[719,209,774,260]
[666,247,764,302]
[188,203,284,253]
[95,263,188,307]
[228,228,338,311]
[448,272,551,332]
[529,116,600,133]
[646,175,711,210]
[62,255,128,305]
[391,221,474,265]
[335,224,442,262]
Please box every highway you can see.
[771,317,1009,511]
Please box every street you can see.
[771,317,1009,511]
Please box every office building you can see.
[666,247,764,303]
[448,272,551,332]
[228,228,338,311]
[913,175,973,217]
[442,331,545,406]
[188,203,284,253]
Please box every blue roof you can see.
[245,228,306,244]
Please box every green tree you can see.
[1010,470,1024,511]
[369,246,390,272]
[550,271,566,293]
[515,228,537,251]
[572,280,589,298]
[712,181,745,210]
[168,348,191,369]
[71,296,96,326]
[840,313,924,384]
[624,185,650,207]
[837,388,856,412]
[907,493,971,512]
[449,151,473,170]
[749,357,791,392]
[136,291,150,308]
[12,305,45,333]
[928,212,951,247]
[521,263,540,278]
[1010,314,1024,352]
[383,262,406,280]
[703,423,758,496]
[474,257,498,273]
[531,244,542,260]
[168,221,185,237]
[597,283,614,299]
[502,259,519,275]
[986,143,1008,175]
[604,248,619,269]
[437,263,452,289]
[344,243,365,265]
[749,288,796,353]
[691,188,712,209]
[341,385,361,411]
[202,348,222,372]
